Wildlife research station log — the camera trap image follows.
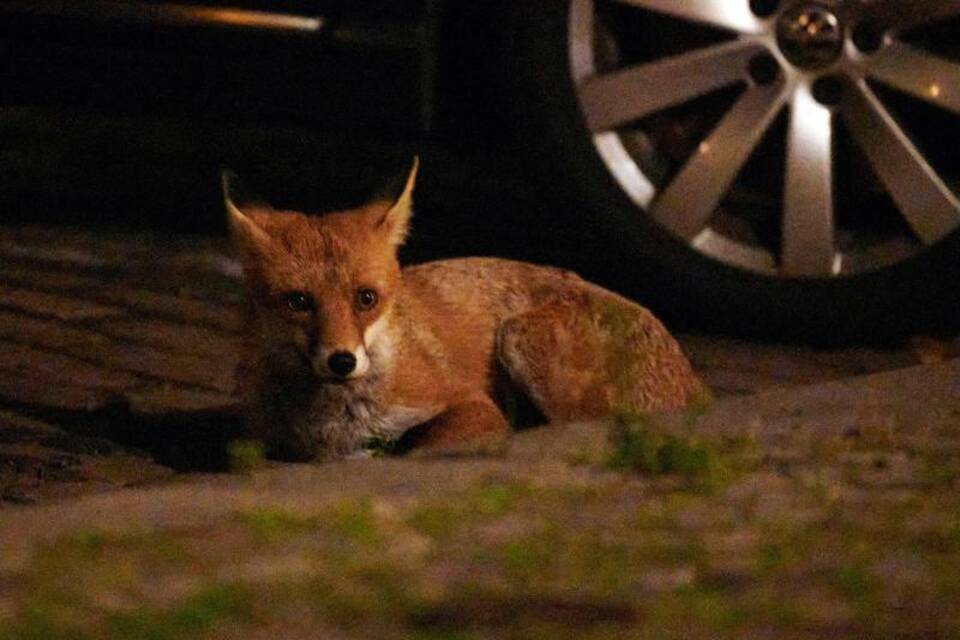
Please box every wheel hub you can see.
[776,4,845,69]
[570,0,960,279]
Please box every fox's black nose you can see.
[327,351,357,377]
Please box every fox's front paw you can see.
[406,430,510,459]
[402,397,511,458]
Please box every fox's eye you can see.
[283,291,313,313]
[356,288,378,311]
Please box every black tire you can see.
[494,1,960,344]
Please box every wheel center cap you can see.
[776,4,845,69]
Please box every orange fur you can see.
[225,161,705,460]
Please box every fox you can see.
[224,158,705,461]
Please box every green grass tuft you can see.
[227,439,265,475]
[607,415,716,478]
[603,414,761,493]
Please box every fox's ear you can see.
[375,156,418,247]
[222,169,272,254]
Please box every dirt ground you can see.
[1,225,959,638]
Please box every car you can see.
[2,0,959,340]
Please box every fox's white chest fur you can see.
[301,382,439,456]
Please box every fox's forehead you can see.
[248,208,395,289]
[259,211,351,259]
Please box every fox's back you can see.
[400,257,701,415]
[403,257,588,320]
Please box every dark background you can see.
[0,0,572,267]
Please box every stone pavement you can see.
[0,225,244,503]
[1,224,959,638]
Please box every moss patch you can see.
[2,583,251,640]
[106,583,253,640]
[237,508,315,542]
[408,480,528,541]
[3,424,960,640]
[326,500,380,548]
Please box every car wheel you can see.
[496,0,960,342]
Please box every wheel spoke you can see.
[863,0,960,31]
[578,40,765,132]
[651,81,789,241]
[841,77,960,244]
[867,43,960,116]
[610,0,765,34]
[782,84,836,276]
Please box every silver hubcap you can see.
[570,0,960,277]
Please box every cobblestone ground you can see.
[1,224,959,639]
[0,225,245,503]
